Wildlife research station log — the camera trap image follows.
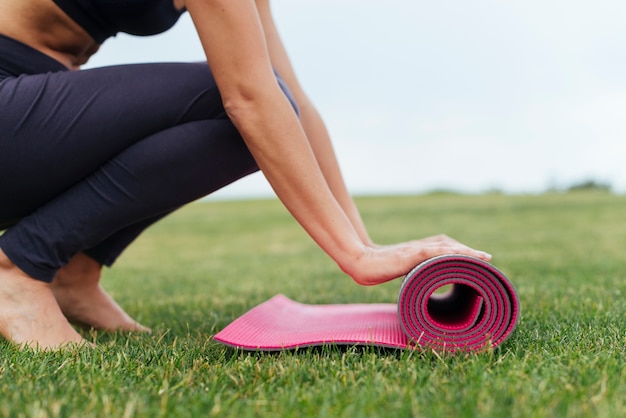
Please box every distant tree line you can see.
[564,179,611,192]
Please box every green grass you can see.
[1,191,625,417]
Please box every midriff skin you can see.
[0,0,99,69]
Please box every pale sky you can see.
[84,0,626,198]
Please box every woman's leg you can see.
[2,118,258,345]
[0,62,295,347]
[0,62,295,278]
[46,119,259,332]
[1,118,257,281]
[0,62,229,228]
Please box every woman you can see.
[0,0,491,350]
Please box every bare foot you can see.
[0,248,88,350]
[50,253,150,333]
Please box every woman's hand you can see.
[342,234,492,286]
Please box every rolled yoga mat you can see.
[214,255,520,352]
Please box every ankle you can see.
[0,248,45,295]
[53,253,102,287]
[0,247,17,271]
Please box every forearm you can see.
[297,99,374,246]
[185,0,367,274]
[226,89,365,272]
[255,0,373,245]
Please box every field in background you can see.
[1,191,624,417]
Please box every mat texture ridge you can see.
[214,255,520,352]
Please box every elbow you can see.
[220,82,268,127]
[221,93,255,125]
[221,86,299,129]
[221,76,300,123]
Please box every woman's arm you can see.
[254,0,374,246]
[183,0,491,285]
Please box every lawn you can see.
[1,191,624,417]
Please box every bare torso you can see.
[0,0,185,70]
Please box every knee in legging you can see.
[274,71,300,117]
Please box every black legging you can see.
[0,34,298,282]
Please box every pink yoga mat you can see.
[214,255,520,352]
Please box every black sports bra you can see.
[53,0,185,44]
